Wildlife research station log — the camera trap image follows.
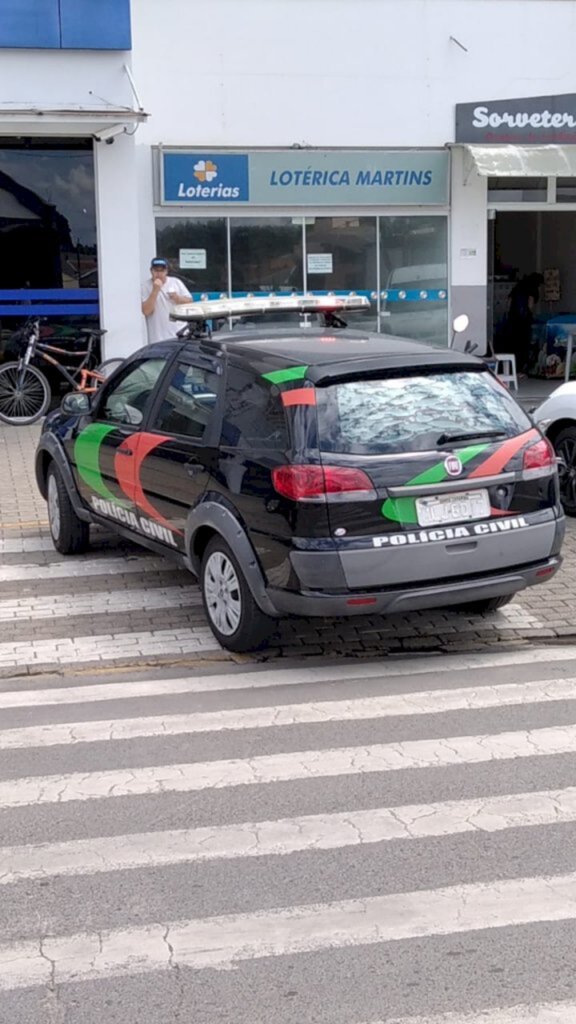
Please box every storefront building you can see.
[0,0,146,359]
[456,93,576,375]
[154,147,449,341]
[3,0,576,363]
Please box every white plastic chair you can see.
[493,353,518,391]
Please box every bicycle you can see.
[0,318,108,425]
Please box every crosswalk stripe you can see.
[0,555,178,581]
[2,645,576,709]
[380,1002,576,1023]
[3,870,576,990]
[0,586,201,622]
[1,785,576,885]
[1,723,574,809]
[3,677,576,749]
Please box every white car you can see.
[533,382,576,515]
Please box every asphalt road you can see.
[3,649,576,1023]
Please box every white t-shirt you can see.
[141,275,192,345]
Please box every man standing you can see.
[141,257,192,344]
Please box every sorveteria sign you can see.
[456,93,576,143]
[160,149,448,206]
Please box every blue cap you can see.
[151,257,168,268]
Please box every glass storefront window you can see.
[305,216,377,328]
[230,217,303,294]
[154,217,228,295]
[379,216,448,347]
[0,139,97,290]
[488,177,548,202]
[154,213,449,341]
[556,178,576,203]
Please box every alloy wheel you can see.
[203,550,242,636]
[47,473,61,542]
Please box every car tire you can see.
[553,425,576,516]
[200,536,275,652]
[454,595,513,614]
[47,463,90,555]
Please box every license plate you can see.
[416,489,490,527]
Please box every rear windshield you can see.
[316,370,532,455]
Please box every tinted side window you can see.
[221,366,288,449]
[100,359,167,426]
[153,362,219,439]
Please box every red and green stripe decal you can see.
[381,428,539,524]
[381,444,489,524]
[74,424,127,505]
[74,424,181,534]
[262,366,308,385]
[262,365,317,406]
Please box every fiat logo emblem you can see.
[444,454,463,477]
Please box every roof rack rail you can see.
[170,293,370,335]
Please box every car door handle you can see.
[117,447,134,457]
[186,463,203,476]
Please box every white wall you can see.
[94,134,148,359]
[128,0,576,355]
[450,149,488,350]
[0,50,135,114]
[131,0,576,149]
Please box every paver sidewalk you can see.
[1,422,575,674]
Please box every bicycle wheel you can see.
[0,362,51,425]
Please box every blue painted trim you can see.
[0,305,99,316]
[381,289,447,301]
[0,289,99,300]
[0,0,131,50]
[60,0,131,50]
[0,0,60,48]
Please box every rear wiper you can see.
[436,430,506,446]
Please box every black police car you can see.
[35,294,564,652]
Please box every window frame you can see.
[146,352,224,446]
[92,354,173,427]
[219,359,291,452]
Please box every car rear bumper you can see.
[266,555,562,617]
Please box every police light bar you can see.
[170,293,370,322]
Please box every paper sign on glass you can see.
[307,253,333,274]
[179,249,207,269]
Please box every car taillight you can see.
[272,465,376,501]
[523,437,556,472]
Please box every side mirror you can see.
[452,314,470,334]
[61,392,91,416]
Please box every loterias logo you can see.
[163,153,249,202]
[194,159,218,182]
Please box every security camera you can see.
[93,125,125,143]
